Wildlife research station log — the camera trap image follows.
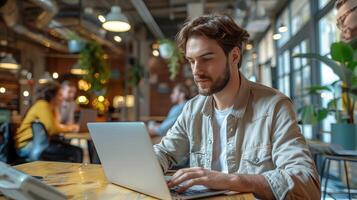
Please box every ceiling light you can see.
[23,90,29,97]
[152,49,159,57]
[0,87,5,94]
[52,72,59,79]
[76,95,89,105]
[38,72,53,84]
[71,68,88,75]
[71,62,88,75]
[102,6,131,32]
[114,36,122,42]
[98,15,106,23]
[278,24,288,33]
[246,44,253,50]
[0,54,20,70]
[273,33,282,40]
[252,53,257,59]
[125,95,135,107]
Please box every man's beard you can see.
[195,62,230,96]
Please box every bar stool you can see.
[320,154,357,200]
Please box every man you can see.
[60,81,77,125]
[153,14,320,199]
[149,83,190,144]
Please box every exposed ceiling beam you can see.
[130,0,164,39]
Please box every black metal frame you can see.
[320,155,357,200]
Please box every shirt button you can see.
[208,139,212,144]
[229,128,233,132]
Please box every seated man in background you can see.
[60,81,78,125]
[15,82,82,163]
[149,83,190,144]
[154,14,320,199]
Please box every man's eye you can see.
[202,57,212,61]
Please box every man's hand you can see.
[167,167,274,200]
[148,128,158,137]
[69,124,80,132]
[167,167,234,193]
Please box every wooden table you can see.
[61,132,91,140]
[4,161,254,200]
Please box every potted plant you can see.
[67,32,86,54]
[158,39,184,80]
[294,41,357,150]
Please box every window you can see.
[276,0,311,47]
[291,0,311,35]
[318,8,340,142]
[292,40,312,138]
[258,28,274,87]
[277,9,290,47]
[319,0,332,10]
[277,50,290,96]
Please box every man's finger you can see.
[176,177,209,193]
[170,167,204,182]
[168,170,205,188]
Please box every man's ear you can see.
[229,47,241,69]
[231,47,241,64]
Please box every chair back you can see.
[29,121,49,161]
[0,123,11,163]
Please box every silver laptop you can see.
[87,122,227,200]
[0,162,66,200]
[77,109,97,132]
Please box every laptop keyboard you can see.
[170,186,211,196]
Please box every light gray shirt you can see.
[60,101,76,124]
[154,74,320,200]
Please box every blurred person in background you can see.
[15,82,83,162]
[149,83,190,144]
[60,81,78,125]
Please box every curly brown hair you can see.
[176,13,249,69]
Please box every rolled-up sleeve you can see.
[262,99,320,200]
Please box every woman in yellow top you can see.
[15,82,82,162]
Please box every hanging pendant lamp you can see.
[0,53,20,70]
[102,6,131,32]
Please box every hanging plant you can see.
[79,41,111,93]
[158,39,184,80]
[128,62,145,87]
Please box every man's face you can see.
[170,87,181,104]
[185,35,231,96]
[62,86,77,101]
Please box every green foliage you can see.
[128,63,145,87]
[158,39,184,80]
[79,41,110,93]
[293,41,357,124]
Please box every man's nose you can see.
[192,61,204,75]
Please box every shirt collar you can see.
[201,73,251,119]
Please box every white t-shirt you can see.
[211,106,232,173]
